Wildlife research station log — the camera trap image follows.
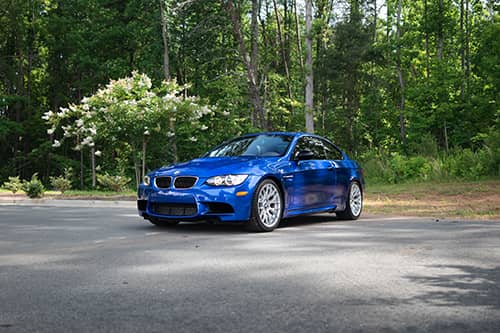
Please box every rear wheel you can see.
[148,218,180,227]
[336,181,362,220]
[246,179,283,232]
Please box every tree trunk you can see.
[487,0,494,19]
[226,0,265,129]
[283,0,290,68]
[91,147,96,188]
[14,14,25,177]
[437,0,444,60]
[305,0,314,133]
[76,133,84,189]
[160,0,177,162]
[386,0,391,43]
[465,0,470,92]
[142,138,147,182]
[134,160,141,191]
[396,0,405,146]
[460,0,464,70]
[444,119,449,153]
[80,149,84,189]
[293,0,304,70]
[272,0,294,114]
[160,0,170,81]
[424,0,430,78]
[169,118,178,163]
[437,0,449,151]
[460,0,465,97]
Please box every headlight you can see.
[206,174,248,186]
[143,175,150,186]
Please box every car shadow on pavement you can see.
[279,214,341,228]
[125,220,248,234]
[124,214,342,233]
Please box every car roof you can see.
[238,132,345,154]
[240,131,308,137]
[240,132,334,141]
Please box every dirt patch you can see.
[365,182,500,220]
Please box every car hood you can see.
[152,156,281,178]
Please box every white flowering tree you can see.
[43,72,214,188]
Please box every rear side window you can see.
[322,139,343,160]
[293,136,327,160]
[293,136,343,160]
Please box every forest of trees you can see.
[0,0,498,188]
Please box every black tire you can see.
[246,179,283,232]
[336,181,363,220]
[148,218,180,227]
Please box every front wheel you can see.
[246,179,283,232]
[336,181,363,220]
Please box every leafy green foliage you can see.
[22,174,45,198]
[361,146,498,184]
[97,173,131,192]
[0,0,498,187]
[49,168,73,194]
[2,176,22,194]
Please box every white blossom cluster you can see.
[42,72,216,159]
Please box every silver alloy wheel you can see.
[349,182,362,217]
[257,183,282,227]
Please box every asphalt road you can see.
[1,204,499,333]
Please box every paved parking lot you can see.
[1,204,499,332]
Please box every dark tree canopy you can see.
[0,0,498,187]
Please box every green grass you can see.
[366,179,499,196]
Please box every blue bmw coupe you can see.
[138,132,364,232]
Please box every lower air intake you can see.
[151,203,197,216]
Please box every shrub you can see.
[481,130,500,176]
[49,168,73,194]
[444,149,486,180]
[388,154,431,182]
[428,158,448,180]
[359,156,395,183]
[97,173,131,192]
[22,173,45,198]
[354,145,496,184]
[3,176,23,194]
[408,133,438,157]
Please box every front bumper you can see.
[137,176,260,222]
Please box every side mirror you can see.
[296,150,314,161]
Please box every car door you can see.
[284,136,336,212]
[321,139,349,209]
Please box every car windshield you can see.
[204,134,293,158]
